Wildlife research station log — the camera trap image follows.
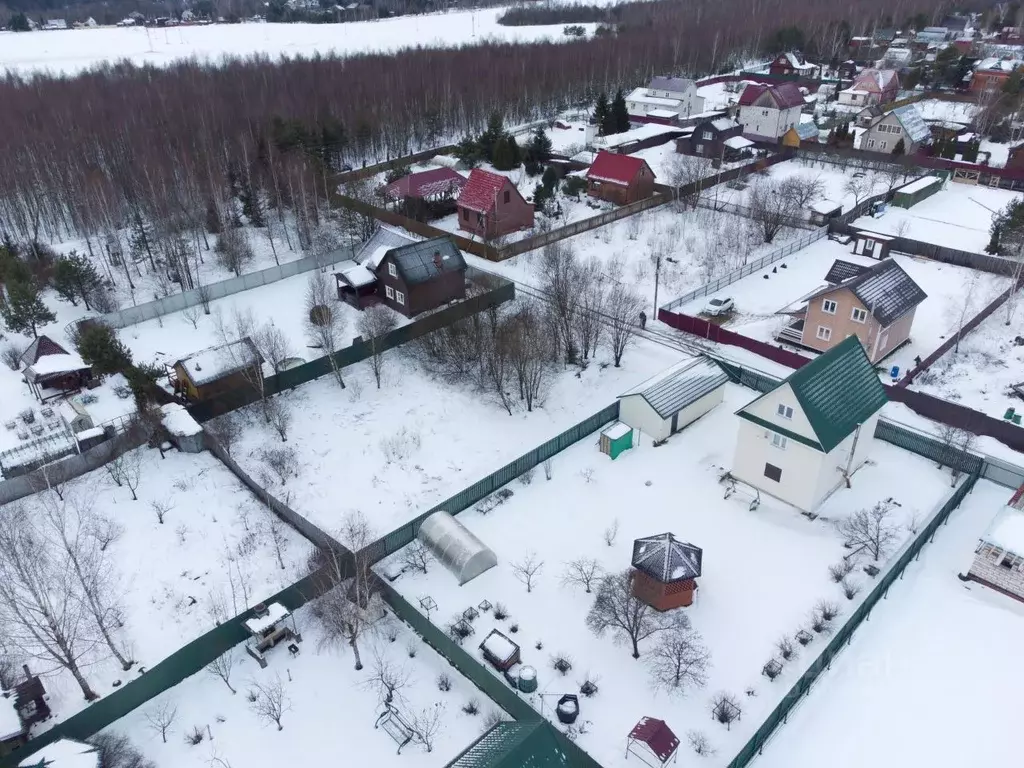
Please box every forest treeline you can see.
[0,0,946,267]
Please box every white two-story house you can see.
[737,82,805,140]
[730,336,888,512]
[626,76,705,122]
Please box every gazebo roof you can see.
[631,533,702,583]
[627,717,680,764]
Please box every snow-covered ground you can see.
[105,606,505,768]
[752,478,1021,768]
[0,13,596,75]
[913,98,978,128]
[380,383,962,767]
[117,256,377,372]
[678,237,1010,379]
[910,292,1024,417]
[225,341,685,544]
[15,446,309,726]
[852,181,1022,253]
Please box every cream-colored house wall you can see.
[810,410,881,509]
[619,385,725,443]
[732,417,825,511]
[739,383,818,442]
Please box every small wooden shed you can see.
[850,230,893,260]
[171,338,263,402]
[618,358,728,442]
[600,422,633,460]
[891,175,941,208]
[479,629,521,672]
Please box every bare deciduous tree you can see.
[305,271,347,389]
[749,178,800,244]
[122,449,143,501]
[362,648,412,707]
[182,304,202,330]
[668,154,714,210]
[511,552,544,593]
[265,397,292,442]
[206,652,237,694]
[144,702,178,743]
[357,305,398,389]
[835,502,899,562]
[267,519,288,570]
[937,423,977,485]
[540,241,585,364]
[311,512,380,671]
[412,702,445,753]
[403,541,431,574]
[646,616,711,694]
[843,175,874,210]
[206,413,243,457]
[561,557,604,593]
[605,284,644,367]
[0,503,99,700]
[252,322,292,377]
[687,729,716,757]
[586,570,669,658]
[249,675,290,730]
[150,499,172,524]
[779,174,825,210]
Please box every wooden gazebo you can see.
[625,717,680,766]
[630,533,703,611]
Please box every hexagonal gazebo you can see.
[630,533,703,611]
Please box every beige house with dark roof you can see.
[777,259,927,363]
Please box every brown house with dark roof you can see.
[777,259,927,363]
[374,237,467,318]
[676,117,753,162]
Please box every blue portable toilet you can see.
[890,365,899,382]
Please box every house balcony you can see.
[776,318,805,346]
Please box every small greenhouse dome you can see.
[417,511,497,585]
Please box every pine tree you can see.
[74,322,134,376]
[492,134,521,171]
[891,137,906,156]
[0,280,56,338]
[205,200,223,234]
[594,92,610,136]
[986,223,1001,255]
[611,89,631,134]
[479,112,505,163]
[53,252,102,309]
[541,165,559,192]
[526,125,553,165]
[533,182,551,214]
[454,135,482,167]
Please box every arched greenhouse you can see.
[416,511,497,585]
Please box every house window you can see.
[892,126,902,135]
[764,463,782,482]
[762,109,769,116]
[864,238,875,250]
[695,144,704,154]
[503,190,510,204]
[816,325,832,341]
[769,431,788,450]
[878,330,889,351]
[878,124,889,133]
[388,262,397,278]
[867,139,875,149]
[851,307,868,323]
[821,299,837,314]
[396,290,405,306]
[1000,553,1022,569]
[776,404,794,420]
[880,141,887,150]
[462,208,469,220]
[385,285,394,300]
[702,131,713,140]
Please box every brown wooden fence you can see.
[657,309,812,368]
[332,144,457,185]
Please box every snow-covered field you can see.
[0,13,595,75]
[225,341,684,544]
[752,478,1021,768]
[852,181,1022,253]
[105,607,505,767]
[380,383,961,767]
[910,293,1024,417]
[13,446,309,725]
[913,98,978,127]
[681,237,1010,378]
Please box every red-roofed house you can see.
[456,168,534,239]
[838,68,900,106]
[768,52,817,77]
[585,150,656,205]
[737,82,805,140]
[383,168,466,202]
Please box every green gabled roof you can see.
[445,721,571,768]
[738,335,888,453]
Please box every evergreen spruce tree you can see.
[611,89,631,134]
[526,125,553,165]
[479,113,505,162]
[986,223,1001,255]
[891,137,906,156]
[53,252,102,309]
[74,322,134,376]
[454,135,482,167]
[492,134,521,171]
[205,200,223,234]
[0,280,56,338]
[594,92,610,136]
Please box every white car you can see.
[703,297,734,316]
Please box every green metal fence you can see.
[3,569,330,768]
[726,471,979,767]
[363,402,620,565]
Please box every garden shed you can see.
[600,422,633,459]
[417,510,497,585]
[631,533,703,610]
[618,358,728,442]
[891,175,942,208]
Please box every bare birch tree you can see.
[357,305,398,389]
[305,271,347,388]
[144,702,178,743]
[250,675,290,730]
[206,652,237,694]
[606,284,644,367]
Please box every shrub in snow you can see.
[795,629,813,646]
[1,344,23,371]
[744,687,757,697]
[815,600,841,622]
[185,726,204,745]
[519,466,536,485]
[580,468,595,483]
[509,623,519,634]
[543,458,553,480]
[407,641,417,658]
[308,304,333,327]
[809,611,832,634]
[551,653,573,675]
[492,602,508,620]
[687,730,716,757]
[462,698,480,715]
[603,519,619,547]
[579,676,599,697]
[762,658,783,681]
[482,710,504,731]
[710,692,741,729]
[776,636,796,661]
[436,673,452,692]
[535,640,544,650]
[828,559,855,583]
[842,577,861,600]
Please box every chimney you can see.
[23,664,31,681]
[433,251,442,270]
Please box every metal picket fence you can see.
[660,227,827,311]
[726,470,979,767]
[362,402,620,565]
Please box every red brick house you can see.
[374,237,467,318]
[768,52,816,77]
[585,151,657,205]
[456,169,534,240]
[971,57,1022,94]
